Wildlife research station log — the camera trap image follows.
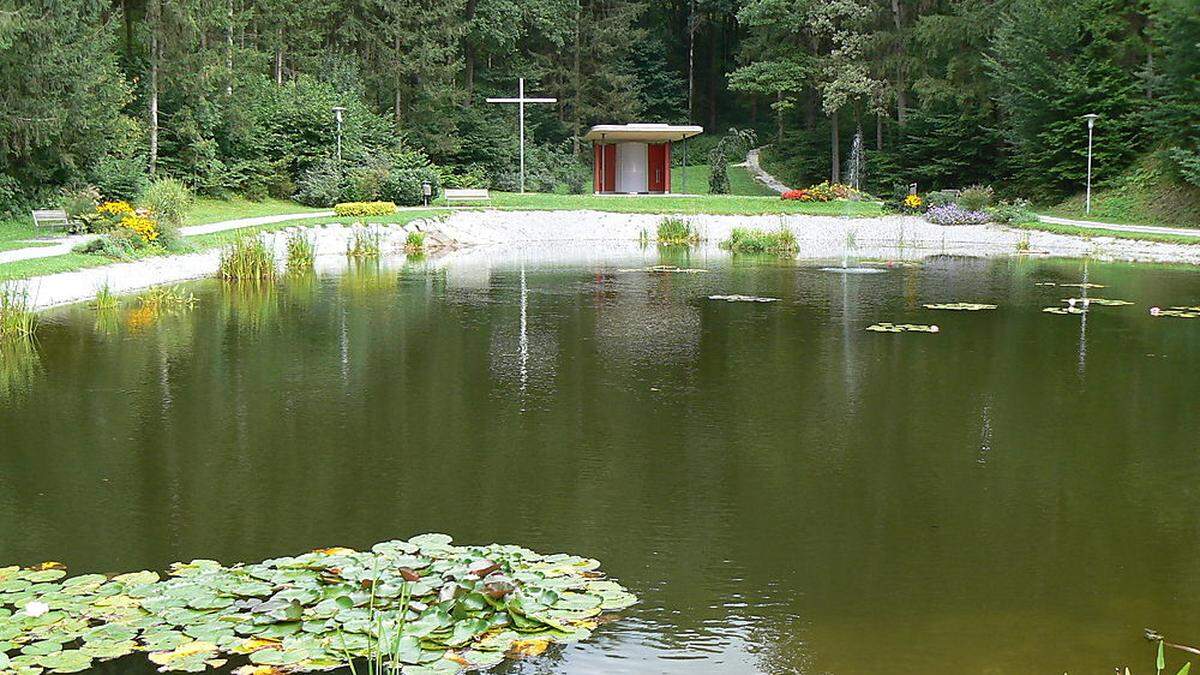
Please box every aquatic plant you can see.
[404,231,426,254]
[347,225,382,258]
[708,294,780,303]
[139,285,197,311]
[866,322,939,333]
[721,227,798,256]
[656,217,699,246]
[285,230,316,272]
[90,283,120,310]
[1015,233,1031,252]
[219,235,277,281]
[0,283,36,342]
[0,534,635,674]
[923,303,997,311]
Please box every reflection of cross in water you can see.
[977,400,992,464]
[518,265,528,410]
[1077,261,1089,375]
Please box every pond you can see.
[3,246,1200,674]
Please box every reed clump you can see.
[219,234,277,281]
[0,283,37,341]
[656,217,699,246]
[285,230,316,272]
[721,227,798,255]
[347,225,382,258]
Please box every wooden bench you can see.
[443,189,491,205]
[31,209,75,231]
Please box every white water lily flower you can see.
[24,600,50,617]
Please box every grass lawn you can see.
[185,197,324,226]
[0,217,62,252]
[671,163,779,196]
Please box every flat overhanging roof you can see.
[584,123,704,143]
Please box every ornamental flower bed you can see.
[779,182,862,202]
[924,203,991,226]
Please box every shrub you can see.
[285,230,315,272]
[924,203,991,225]
[722,227,798,255]
[90,156,149,201]
[219,235,277,281]
[926,190,958,208]
[882,185,928,214]
[334,201,397,217]
[957,184,994,211]
[656,217,699,245]
[989,198,1037,225]
[294,159,346,207]
[60,186,101,219]
[379,166,439,206]
[781,189,811,201]
[0,175,27,217]
[139,178,192,249]
[75,229,144,260]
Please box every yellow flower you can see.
[904,194,924,208]
[120,213,160,243]
[97,201,135,217]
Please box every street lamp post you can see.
[1083,113,1099,215]
[332,106,347,163]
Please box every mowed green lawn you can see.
[671,163,779,196]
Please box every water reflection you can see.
[4,253,1200,674]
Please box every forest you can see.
[2,0,1198,218]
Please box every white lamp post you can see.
[1083,113,1099,215]
[332,106,347,163]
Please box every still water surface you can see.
[3,249,1200,674]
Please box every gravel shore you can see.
[15,210,1200,310]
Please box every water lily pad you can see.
[708,294,780,303]
[1060,297,1133,306]
[922,303,997,311]
[1059,282,1106,289]
[865,323,939,333]
[36,649,91,673]
[1043,306,1086,315]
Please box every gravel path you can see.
[744,147,790,194]
[0,211,334,265]
[1036,214,1200,238]
[15,210,1200,311]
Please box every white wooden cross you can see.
[486,78,556,193]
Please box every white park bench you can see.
[443,189,490,205]
[31,209,76,230]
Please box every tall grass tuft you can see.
[403,230,425,253]
[722,227,798,256]
[0,283,37,342]
[286,230,316,272]
[91,283,120,311]
[656,217,699,246]
[347,225,382,258]
[219,234,277,281]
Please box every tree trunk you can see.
[393,31,403,129]
[572,2,582,155]
[122,0,133,62]
[830,110,839,183]
[706,21,719,130]
[148,0,160,177]
[876,113,883,150]
[274,28,283,84]
[225,0,234,96]
[687,0,695,123]
[776,91,783,145]
[463,0,478,104]
[891,0,907,127]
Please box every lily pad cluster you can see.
[922,303,997,311]
[1043,297,1135,314]
[1035,282,1106,289]
[707,295,780,303]
[865,323,939,333]
[1152,306,1200,319]
[0,534,636,675]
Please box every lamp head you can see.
[1082,113,1099,128]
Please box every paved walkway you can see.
[744,147,790,194]
[1036,214,1200,238]
[0,211,334,266]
